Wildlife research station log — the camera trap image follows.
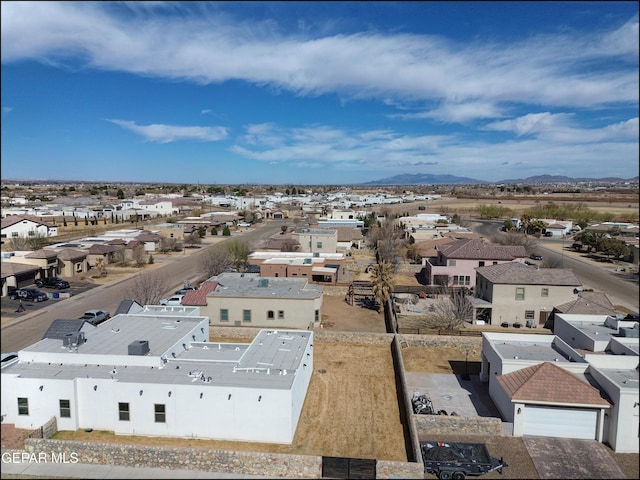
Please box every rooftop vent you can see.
[63,332,86,348]
[128,340,150,356]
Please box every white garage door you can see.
[523,405,597,439]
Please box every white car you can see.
[160,294,185,306]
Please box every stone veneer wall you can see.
[25,439,322,478]
[24,439,426,479]
[413,414,502,436]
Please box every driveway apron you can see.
[523,437,624,479]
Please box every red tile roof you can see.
[497,362,610,407]
[182,280,219,306]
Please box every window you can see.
[448,259,456,266]
[267,310,275,320]
[515,288,525,300]
[59,399,71,418]
[118,402,130,421]
[316,241,323,248]
[492,261,498,265]
[278,310,285,319]
[478,261,485,267]
[243,309,251,322]
[453,275,459,285]
[541,288,549,297]
[315,310,320,322]
[464,276,470,286]
[220,309,229,322]
[11,232,19,238]
[18,397,29,416]
[154,404,166,423]
[525,311,535,320]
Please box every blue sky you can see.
[1,1,638,185]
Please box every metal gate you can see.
[322,456,376,479]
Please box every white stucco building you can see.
[1,307,314,444]
[480,315,638,453]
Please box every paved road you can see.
[1,222,286,353]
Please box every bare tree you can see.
[491,231,539,254]
[428,290,473,329]
[281,238,301,252]
[160,235,180,253]
[201,245,235,278]
[132,245,147,267]
[368,220,405,267]
[129,271,168,305]
[6,232,49,251]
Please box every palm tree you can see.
[370,261,395,314]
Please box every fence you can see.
[397,328,482,336]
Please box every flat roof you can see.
[210,273,322,299]
[596,367,639,392]
[484,333,584,364]
[23,314,206,357]
[6,329,313,391]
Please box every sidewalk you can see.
[1,459,272,479]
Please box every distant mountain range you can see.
[362,173,639,185]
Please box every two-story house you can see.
[473,262,582,326]
[291,228,338,254]
[422,238,527,288]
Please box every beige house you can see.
[291,228,338,254]
[185,273,323,330]
[473,262,582,327]
[55,248,90,277]
[7,249,60,279]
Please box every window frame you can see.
[59,399,71,418]
[18,397,29,416]
[242,309,251,322]
[118,402,130,421]
[220,309,229,322]
[154,403,166,423]
[515,287,525,300]
[541,288,549,297]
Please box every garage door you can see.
[523,405,597,439]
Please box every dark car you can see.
[529,254,543,261]
[35,277,70,289]
[9,288,48,302]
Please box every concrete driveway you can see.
[405,372,501,417]
[523,437,624,479]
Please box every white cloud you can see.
[107,119,228,143]
[229,120,638,180]
[2,106,13,114]
[2,2,637,116]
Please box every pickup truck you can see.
[79,309,110,326]
[35,277,70,289]
[9,288,48,302]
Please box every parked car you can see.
[175,285,197,295]
[79,309,110,326]
[529,254,543,261]
[35,277,70,289]
[160,294,185,306]
[9,288,48,302]
[1,352,19,369]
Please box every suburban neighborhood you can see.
[1,182,638,479]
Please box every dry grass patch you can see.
[402,345,482,375]
[53,341,407,462]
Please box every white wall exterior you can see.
[2,317,314,445]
